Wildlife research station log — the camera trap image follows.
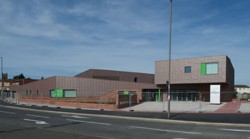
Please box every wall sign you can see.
[210,85,221,104]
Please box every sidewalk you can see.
[215,99,241,113]
[122,101,226,113]
[122,101,250,113]
[3,98,250,113]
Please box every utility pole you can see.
[1,57,3,100]
[167,0,173,119]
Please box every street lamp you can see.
[0,57,3,100]
[167,0,173,119]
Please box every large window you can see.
[50,89,64,98]
[50,89,77,98]
[206,63,218,74]
[201,63,218,75]
[64,90,77,98]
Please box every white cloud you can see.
[0,0,250,86]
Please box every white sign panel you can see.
[210,85,221,104]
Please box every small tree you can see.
[13,73,26,80]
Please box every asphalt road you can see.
[1,104,250,139]
[2,100,250,124]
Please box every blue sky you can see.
[0,0,249,85]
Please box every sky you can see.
[0,0,249,86]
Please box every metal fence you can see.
[237,93,250,100]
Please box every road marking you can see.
[130,126,202,135]
[24,119,49,125]
[26,114,50,119]
[66,119,111,126]
[62,115,89,119]
[219,128,250,133]
[0,110,16,114]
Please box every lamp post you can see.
[1,57,3,100]
[167,0,173,119]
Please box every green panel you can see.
[157,89,161,102]
[51,89,63,98]
[55,89,63,97]
[201,63,206,75]
[123,91,129,95]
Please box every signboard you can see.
[210,85,220,104]
[118,91,129,96]
[124,91,129,95]
[118,91,136,96]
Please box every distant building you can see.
[235,85,250,100]
[0,73,37,99]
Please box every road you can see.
[0,104,250,139]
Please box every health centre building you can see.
[9,55,235,108]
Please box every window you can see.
[201,62,218,75]
[64,90,77,98]
[50,89,64,98]
[25,90,28,96]
[184,66,191,73]
[134,77,137,82]
[206,63,218,74]
[50,89,77,98]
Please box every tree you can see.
[13,73,26,80]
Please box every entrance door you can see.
[171,90,198,101]
[142,92,157,102]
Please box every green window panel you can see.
[201,63,218,75]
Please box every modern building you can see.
[155,55,234,102]
[9,55,235,109]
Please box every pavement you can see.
[215,99,241,113]
[122,100,250,113]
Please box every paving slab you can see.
[122,101,226,113]
[239,103,250,113]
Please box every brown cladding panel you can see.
[75,69,154,83]
[155,55,231,85]
[55,76,158,97]
[10,77,57,97]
